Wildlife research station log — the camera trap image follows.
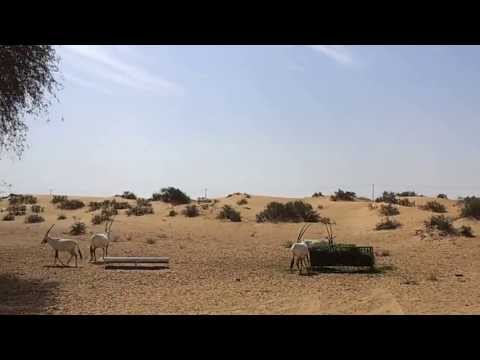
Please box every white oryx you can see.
[41,224,83,267]
[289,224,312,274]
[89,217,114,262]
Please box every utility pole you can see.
[204,188,207,199]
[372,184,375,202]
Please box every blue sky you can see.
[1,45,480,199]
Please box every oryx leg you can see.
[290,257,295,272]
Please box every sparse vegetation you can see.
[437,194,448,199]
[146,238,157,245]
[31,205,44,213]
[379,204,400,216]
[330,189,356,201]
[244,193,251,199]
[152,187,191,205]
[460,196,480,219]
[25,214,44,223]
[136,198,152,207]
[57,214,67,220]
[256,201,320,223]
[126,205,154,216]
[120,191,137,200]
[424,215,456,235]
[8,194,37,205]
[3,213,14,221]
[51,195,67,204]
[57,199,85,210]
[237,198,248,206]
[217,205,242,222]
[168,209,177,217]
[8,204,26,216]
[375,217,401,230]
[459,225,475,238]
[70,221,86,235]
[91,214,103,225]
[420,201,447,213]
[182,204,199,217]
[312,192,323,197]
[376,191,398,204]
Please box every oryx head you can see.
[42,224,55,244]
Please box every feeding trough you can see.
[304,217,375,270]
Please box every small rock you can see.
[455,273,464,277]
[235,278,241,282]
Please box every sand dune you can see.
[1,193,479,314]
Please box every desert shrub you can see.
[70,221,86,235]
[424,215,456,235]
[398,198,415,207]
[57,199,85,210]
[460,196,480,219]
[126,205,154,216]
[8,194,37,205]
[152,187,191,205]
[376,191,398,204]
[217,205,242,222]
[8,205,26,216]
[237,198,248,206]
[330,189,356,201]
[375,217,401,230]
[459,225,475,238]
[168,209,177,217]
[317,204,324,209]
[57,214,67,220]
[146,238,157,245]
[113,201,131,210]
[51,195,67,204]
[437,194,448,199]
[136,198,152,207]
[25,214,44,223]
[244,193,251,199]
[182,205,199,217]
[256,201,319,223]
[397,191,417,197]
[3,213,15,221]
[420,201,447,213]
[379,204,400,216]
[120,191,137,200]
[312,192,323,197]
[88,201,103,212]
[91,214,103,225]
[31,205,44,213]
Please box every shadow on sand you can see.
[294,265,395,276]
[0,273,60,314]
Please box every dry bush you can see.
[424,215,456,235]
[256,201,319,223]
[398,198,415,207]
[459,225,475,238]
[460,196,480,219]
[375,217,401,230]
[420,201,447,213]
[330,189,356,201]
[312,192,323,197]
[152,187,191,205]
[57,214,67,220]
[182,205,199,217]
[244,193,251,199]
[136,198,152,207]
[146,238,157,245]
[70,222,86,235]
[437,194,448,199]
[25,214,44,223]
[120,191,137,200]
[317,204,324,209]
[8,194,37,205]
[237,198,248,206]
[217,205,242,222]
[168,209,177,217]
[126,205,154,216]
[376,191,398,204]
[8,205,26,216]
[3,213,15,221]
[379,204,400,216]
[51,195,67,204]
[57,199,85,210]
[31,205,44,213]
[397,191,417,197]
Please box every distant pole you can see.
[372,184,374,202]
[205,188,207,199]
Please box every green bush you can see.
[437,194,448,199]
[397,191,417,197]
[376,191,398,204]
[460,196,480,219]
[57,214,67,220]
[237,198,248,206]
[3,213,15,221]
[25,214,44,223]
[217,205,242,222]
[256,201,319,223]
[70,221,87,235]
[57,199,85,210]
[459,225,475,238]
[424,215,456,235]
[398,198,415,207]
[375,217,401,230]
[31,205,44,213]
[421,201,447,213]
[152,187,191,205]
[379,204,400,216]
[182,205,199,217]
[330,189,356,201]
[51,195,68,204]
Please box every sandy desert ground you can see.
[1,193,480,314]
